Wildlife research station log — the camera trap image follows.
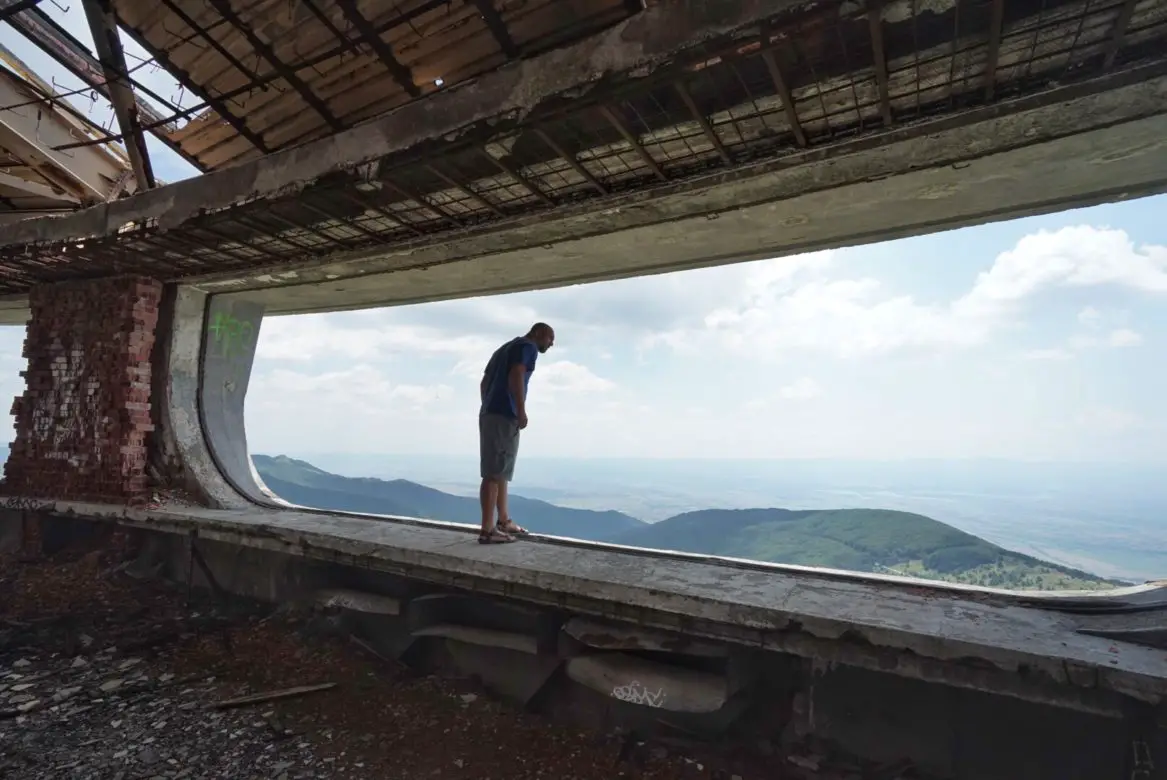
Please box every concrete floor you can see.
[18,498,1167,719]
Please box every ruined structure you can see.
[0,1,1165,777]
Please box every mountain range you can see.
[253,455,1125,590]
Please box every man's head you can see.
[527,322,555,354]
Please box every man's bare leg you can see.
[496,479,509,527]
[495,479,528,535]
[479,477,499,535]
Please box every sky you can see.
[243,195,1167,462]
[0,12,1166,463]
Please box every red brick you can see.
[1,276,163,503]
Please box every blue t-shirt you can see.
[480,337,538,418]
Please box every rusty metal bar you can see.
[425,163,505,216]
[482,149,555,205]
[115,18,268,156]
[868,2,893,126]
[383,180,461,227]
[158,0,265,86]
[1103,0,1138,70]
[599,104,667,181]
[264,207,352,249]
[336,188,427,236]
[299,199,388,242]
[535,128,607,195]
[674,82,731,165]
[233,213,317,253]
[194,223,284,261]
[473,0,519,59]
[0,0,40,22]
[760,47,807,147]
[206,0,345,130]
[335,0,420,97]
[984,0,1005,101]
[299,0,358,55]
[80,0,155,190]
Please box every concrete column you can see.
[1,276,162,502]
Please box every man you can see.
[477,322,555,544]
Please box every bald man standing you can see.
[477,322,555,544]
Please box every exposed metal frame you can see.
[0,0,203,169]
[0,0,1164,294]
[204,0,343,131]
[334,0,419,98]
[80,0,154,190]
[473,0,519,60]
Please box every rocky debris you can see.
[1,545,932,780]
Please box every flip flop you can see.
[478,527,515,544]
[498,520,529,537]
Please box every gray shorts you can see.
[479,413,521,481]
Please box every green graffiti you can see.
[207,310,254,360]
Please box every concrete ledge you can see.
[412,625,539,655]
[315,588,402,616]
[34,499,1167,719]
[564,616,728,658]
[566,654,729,713]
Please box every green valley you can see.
[246,455,1125,590]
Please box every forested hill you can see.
[614,507,1124,590]
[252,454,645,542]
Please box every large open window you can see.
[0,324,25,469]
[244,195,1167,592]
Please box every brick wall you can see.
[2,276,162,502]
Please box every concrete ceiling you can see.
[0,0,1163,318]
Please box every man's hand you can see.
[517,411,529,430]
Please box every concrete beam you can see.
[32,499,1167,717]
[213,73,1167,315]
[0,64,131,204]
[80,0,154,191]
[0,0,829,247]
[0,170,79,204]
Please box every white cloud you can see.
[534,361,616,395]
[955,226,1167,318]
[259,312,493,363]
[237,217,1167,461]
[745,377,822,411]
[1107,328,1143,347]
[250,365,453,414]
[1075,407,1141,435]
[1078,306,1103,327]
[778,377,821,400]
[1067,327,1143,351]
[651,226,1167,362]
[1023,348,1074,361]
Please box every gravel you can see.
[0,539,925,780]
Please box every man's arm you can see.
[506,341,537,426]
[480,374,488,401]
[507,362,527,420]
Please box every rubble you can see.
[1,542,928,779]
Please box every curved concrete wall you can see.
[158,287,287,509]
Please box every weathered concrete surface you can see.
[0,0,816,248]
[197,295,287,507]
[0,68,1159,325]
[26,499,1167,721]
[151,288,247,509]
[213,78,1166,317]
[6,508,1161,780]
